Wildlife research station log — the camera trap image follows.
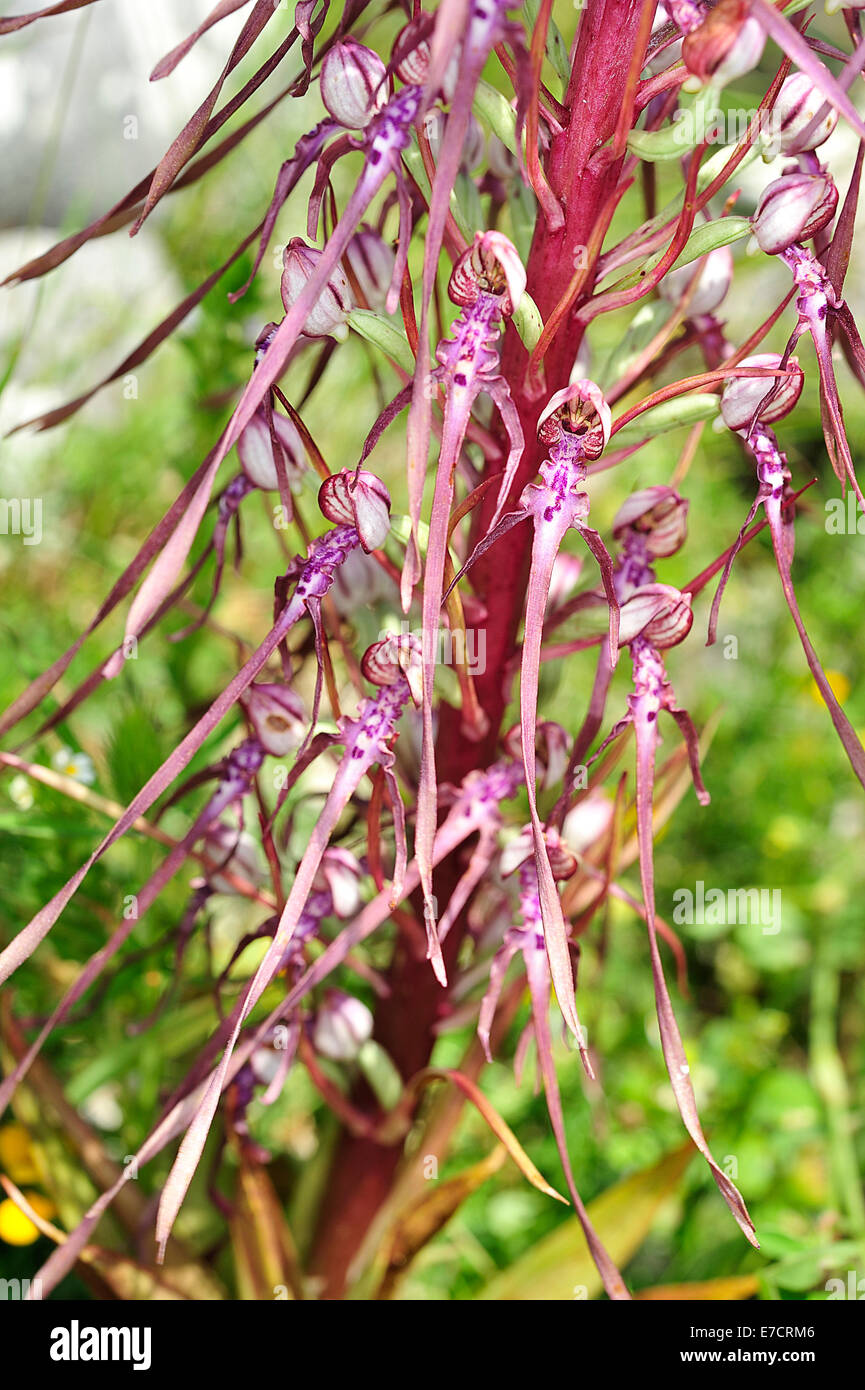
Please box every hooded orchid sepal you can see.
[153,636,419,1259]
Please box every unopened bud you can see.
[504,721,570,791]
[313,990,373,1062]
[619,584,694,648]
[200,823,264,894]
[499,826,534,877]
[682,1,765,87]
[313,848,364,918]
[343,225,396,312]
[320,39,386,129]
[658,245,734,317]
[241,683,306,756]
[393,17,458,98]
[448,230,525,317]
[486,134,519,182]
[562,790,614,855]
[237,407,306,491]
[720,353,804,431]
[612,487,689,558]
[361,632,423,705]
[500,825,577,880]
[752,171,838,254]
[318,468,391,551]
[281,238,354,338]
[423,109,484,172]
[767,73,838,155]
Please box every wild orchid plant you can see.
[3,0,865,1300]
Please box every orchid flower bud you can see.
[498,826,534,877]
[394,20,431,85]
[281,238,354,339]
[249,1046,284,1088]
[313,990,374,1062]
[612,487,690,558]
[320,39,387,129]
[619,584,694,648]
[766,73,839,156]
[504,720,570,791]
[393,17,458,99]
[658,245,734,317]
[423,109,485,172]
[312,847,364,918]
[254,321,280,363]
[537,380,612,460]
[751,171,838,254]
[241,683,307,756]
[448,231,526,317]
[318,468,391,551]
[361,632,423,706]
[500,825,577,881]
[720,353,804,431]
[682,3,765,88]
[237,406,306,492]
[486,134,519,182]
[343,225,396,312]
[562,790,614,854]
[200,823,264,894]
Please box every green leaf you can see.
[348,309,415,375]
[374,1147,508,1299]
[478,1144,693,1300]
[627,124,699,163]
[613,218,750,292]
[507,178,537,265]
[666,217,751,273]
[512,293,544,352]
[473,80,519,158]
[599,301,673,390]
[614,393,719,440]
[522,0,570,85]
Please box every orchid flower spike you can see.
[414,230,527,970]
[444,379,619,1048]
[154,634,419,1258]
[715,367,865,794]
[750,168,865,515]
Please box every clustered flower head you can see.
[5,0,865,1306]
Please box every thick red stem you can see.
[308,0,649,1298]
